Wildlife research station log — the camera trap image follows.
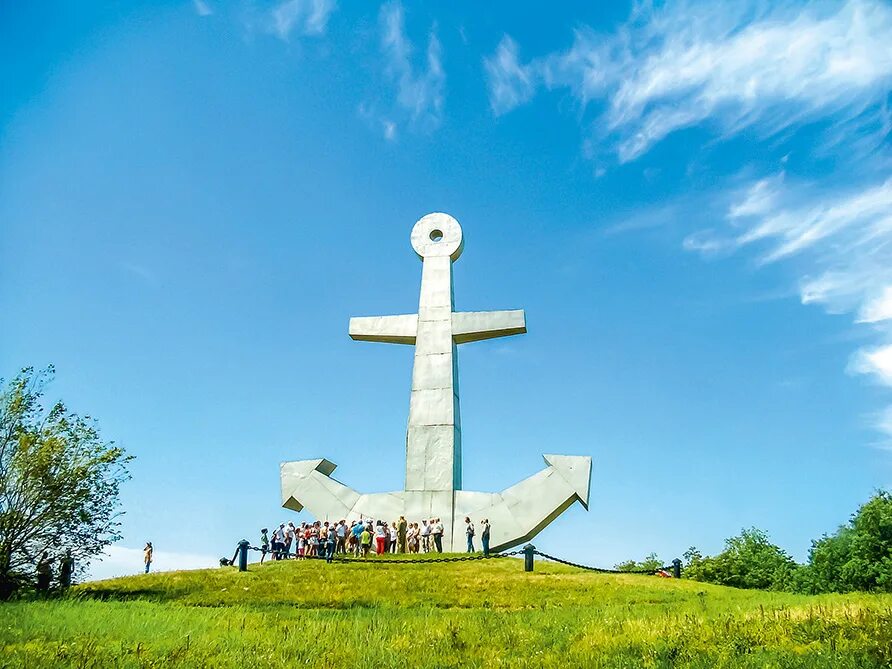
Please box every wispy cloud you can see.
[685,173,892,438]
[363,2,444,139]
[119,261,158,286]
[484,36,535,116]
[266,0,336,41]
[485,0,892,163]
[192,0,213,17]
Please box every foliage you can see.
[683,528,798,591]
[614,551,664,572]
[0,367,132,599]
[3,558,892,668]
[796,491,892,594]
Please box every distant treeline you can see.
[616,490,892,593]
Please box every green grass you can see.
[3,554,892,668]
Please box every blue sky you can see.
[2,0,891,578]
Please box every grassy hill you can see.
[2,553,892,668]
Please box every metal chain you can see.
[234,543,668,574]
[533,550,670,575]
[240,545,520,564]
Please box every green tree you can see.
[0,367,132,598]
[684,528,797,590]
[797,491,892,593]
[615,552,665,573]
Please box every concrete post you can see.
[238,540,249,572]
[523,544,535,572]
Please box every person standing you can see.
[389,523,398,553]
[465,517,475,553]
[360,525,372,558]
[272,524,286,560]
[351,520,364,556]
[420,519,431,553]
[336,520,347,555]
[260,528,270,564]
[480,519,491,557]
[143,542,153,573]
[325,526,337,563]
[432,518,444,553]
[374,521,387,555]
[284,522,296,558]
[408,523,419,553]
[397,515,408,553]
[35,552,52,594]
[59,551,74,589]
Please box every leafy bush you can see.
[614,552,665,572]
[684,528,797,591]
[796,491,892,593]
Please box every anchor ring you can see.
[411,212,463,262]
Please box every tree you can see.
[796,491,892,593]
[684,528,797,590]
[0,367,132,598]
[615,552,665,573]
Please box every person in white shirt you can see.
[374,521,387,555]
[420,519,431,553]
[336,520,347,555]
[284,522,296,558]
[272,524,286,560]
[432,518,444,553]
[388,523,398,553]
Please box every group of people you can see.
[260,516,492,563]
[33,550,75,593]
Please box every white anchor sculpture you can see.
[280,213,591,552]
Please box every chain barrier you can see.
[241,545,521,564]
[226,542,674,575]
[532,550,672,575]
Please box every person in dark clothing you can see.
[36,552,52,594]
[59,552,74,589]
[480,519,491,557]
[260,528,270,564]
[397,515,408,553]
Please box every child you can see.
[360,526,372,557]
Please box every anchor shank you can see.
[407,255,461,492]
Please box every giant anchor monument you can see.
[280,213,592,552]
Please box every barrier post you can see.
[523,544,535,572]
[672,558,682,579]
[238,540,249,572]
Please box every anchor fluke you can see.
[543,454,592,510]
[280,458,360,517]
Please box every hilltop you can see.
[2,554,891,668]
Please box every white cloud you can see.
[86,545,219,582]
[849,345,892,386]
[269,0,336,41]
[485,0,892,162]
[484,36,536,116]
[858,287,892,324]
[192,0,213,17]
[684,173,892,437]
[370,2,444,136]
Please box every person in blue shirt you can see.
[325,527,337,563]
[351,520,364,556]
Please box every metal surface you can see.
[280,212,592,551]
